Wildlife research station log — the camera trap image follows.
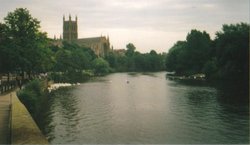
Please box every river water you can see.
[38,72,249,144]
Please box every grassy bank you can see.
[17,79,48,119]
[12,92,49,144]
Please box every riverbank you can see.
[12,91,49,144]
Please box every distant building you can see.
[60,15,111,57]
[63,15,78,41]
[77,36,110,57]
[113,49,126,56]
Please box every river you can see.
[37,72,249,144]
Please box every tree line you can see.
[165,23,249,82]
[1,8,248,85]
[106,43,166,72]
[0,8,166,84]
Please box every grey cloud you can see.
[0,0,248,52]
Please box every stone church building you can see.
[60,15,111,57]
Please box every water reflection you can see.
[38,72,249,144]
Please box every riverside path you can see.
[0,91,11,144]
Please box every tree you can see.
[125,43,136,57]
[0,23,6,43]
[165,41,187,74]
[148,50,163,71]
[105,51,118,68]
[71,48,92,71]
[134,52,147,71]
[3,8,51,78]
[185,29,212,74]
[202,58,218,79]
[124,43,136,71]
[92,58,110,75]
[214,23,249,80]
[54,49,72,72]
[0,23,13,73]
[116,55,128,72]
[165,29,212,75]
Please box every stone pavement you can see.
[0,92,11,144]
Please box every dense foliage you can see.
[105,43,166,72]
[17,79,45,117]
[92,58,110,75]
[214,23,249,81]
[0,8,166,84]
[165,30,212,75]
[49,41,97,82]
[1,8,247,84]
[165,23,249,81]
[0,8,52,76]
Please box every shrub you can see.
[92,58,110,75]
[17,79,44,117]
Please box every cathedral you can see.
[61,15,111,57]
[63,15,78,41]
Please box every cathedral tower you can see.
[63,15,78,41]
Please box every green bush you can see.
[17,79,44,117]
[49,70,94,83]
[92,58,110,75]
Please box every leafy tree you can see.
[3,8,51,78]
[185,29,212,74]
[82,47,97,60]
[134,53,147,71]
[54,49,74,72]
[105,51,118,68]
[124,43,136,71]
[166,23,249,82]
[214,23,249,80]
[92,58,110,75]
[52,41,96,73]
[125,43,136,57]
[0,23,6,42]
[202,58,218,79]
[71,48,92,70]
[62,41,79,51]
[148,50,163,71]
[0,23,13,73]
[165,41,187,74]
[107,43,166,72]
[116,55,128,72]
[166,30,212,75]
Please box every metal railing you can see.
[0,80,17,94]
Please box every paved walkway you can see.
[0,92,11,144]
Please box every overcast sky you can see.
[0,0,249,53]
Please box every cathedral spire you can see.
[63,15,65,21]
[69,14,71,21]
[75,15,78,21]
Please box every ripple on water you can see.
[39,72,249,144]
